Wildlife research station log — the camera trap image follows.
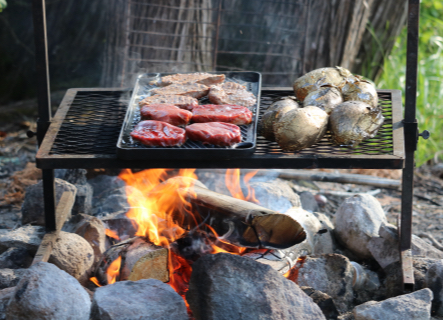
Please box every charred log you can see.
[181,185,306,249]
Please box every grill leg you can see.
[400,151,415,292]
[42,169,56,232]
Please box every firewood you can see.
[94,237,169,285]
[123,238,169,283]
[180,185,306,249]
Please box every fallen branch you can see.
[417,233,443,251]
[245,169,401,189]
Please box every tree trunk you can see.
[353,0,408,80]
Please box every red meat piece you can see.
[140,104,192,126]
[191,104,253,125]
[186,122,242,146]
[130,120,186,147]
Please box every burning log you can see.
[181,185,306,249]
[94,237,169,286]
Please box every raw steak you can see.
[140,104,192,126]
[186,122,242,146]
[192,104,253,125]
[130,120,186,147]
[150,83,209,99]
[139,95,198,110]
[208,82,257,108]
[150,72,225,87]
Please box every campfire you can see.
[1,165,442,319]
[90,168,306,305]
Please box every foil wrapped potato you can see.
[341,78,378,108]
[260,97,299,141]
[293,66,355,102]
[274,106,329,151]
[329,101,384,147]
[302,85,343,115]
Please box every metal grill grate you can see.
[49,89,394,156]
[50,91,129,155]
[256,91,394,156]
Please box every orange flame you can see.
[284,257,306,281]
[119,169,198,247]
[114,168,256,304]
[107,256,122,285]
[225,169,259,203]
[90,276,102,287]
[105,229,120,241]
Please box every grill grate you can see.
[256,91,394,156]
[50,90,394,156]
[37,88,403,169]
[50,91,129,155]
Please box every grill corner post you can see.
[399,0,421,292]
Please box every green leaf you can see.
[0,0,6,12]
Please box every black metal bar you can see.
[31,0,52,146]
[213,0,222,69]
[42,169,56,232]
[400,0,420,291]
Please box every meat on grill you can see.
[150,72,225,87]
[150,83,210,99]
[208,82,257,108]
[191,104,253,125]
[139,95,199,111]
[186,122,242,146]
[140,104,192,126]
[130,120,186,147]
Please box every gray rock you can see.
[63,214,106,264]
[334,194,386,259]
[353,288,433,320]
[367,223,399,268]
[49,231,95,286]
[297,254,354,313]
[368,223,443,269]
[21,178,77,226]
[0,225,45,253]
[92,186,135,217]
[299,191,320,213]
[350,262,382,305]
[426,260,443,316]
[412,235,443,259]
[0,226,94,283]
[6,262,91,320]
[0,247,33,269]
[285,207,334,255]
[384,258,438,298]
[62,168,88,185]
[249,179,301,213]
[0,269,26,289]
[88,175,126,200]
[63,169,92,215]
[71,183,93,215]
[0,287,15,320]
[187,253,326,320]
[301,286,339,320]
[90,279,188,320]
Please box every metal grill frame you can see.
[36,87,404,169]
